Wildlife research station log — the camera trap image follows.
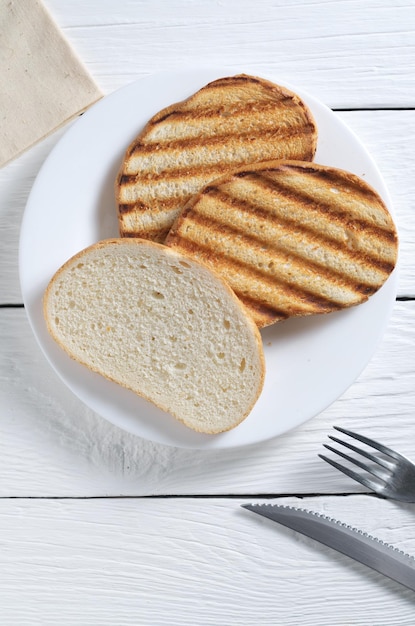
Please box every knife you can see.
[242,503,415,591]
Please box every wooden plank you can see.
[0,126,72,304]
[1,302,414,497]
[0,495,414,624]
[45,0,415,107]
[2,109,415,304]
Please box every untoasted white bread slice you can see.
[43,239,265,434]
[116,74,317,242]
[166,160,398,328]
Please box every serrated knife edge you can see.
[242,503,415,591]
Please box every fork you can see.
[319,426,415,503]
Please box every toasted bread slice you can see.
[165,161,398,327]
[116,74,317,242]
[43,239,265,434]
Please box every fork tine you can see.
[333,426,404,462]
[328,435,392,470]
[318,454,382,493]
[322,443,389,482]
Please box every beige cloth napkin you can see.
[0,0,103,167]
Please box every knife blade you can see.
[242,503,415,591]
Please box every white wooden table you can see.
[1,1,415,623]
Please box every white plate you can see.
[19,69,398,449]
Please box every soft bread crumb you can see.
[44,239,265,434]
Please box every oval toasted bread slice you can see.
[165,161,398,328]
[43,239,265,434]
[116,74,317,242]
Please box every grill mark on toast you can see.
[118,197,181,214]
[121,227,171,241]
[150,98,304,125]
[236,170,397,243]
[168,234,346,319]
[130,125,316,156]
[118,174,136,187]
[199,185,396,274]
[259,165,381,204]
[202,75,307,102]
[207,75,275,88]
[177,210,384,294]
[235,294,291,323]
[236,167,377,207]
[275,163,377,195]
[260,169,395,233]
[205,75,276,90]
[118,201,147,215]
[119,166,232,187]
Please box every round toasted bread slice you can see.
[165,160,398,328]
[116,74,317,242]
[43,239,265,434]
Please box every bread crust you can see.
[115,74,317,242]
[43,238,265,434]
